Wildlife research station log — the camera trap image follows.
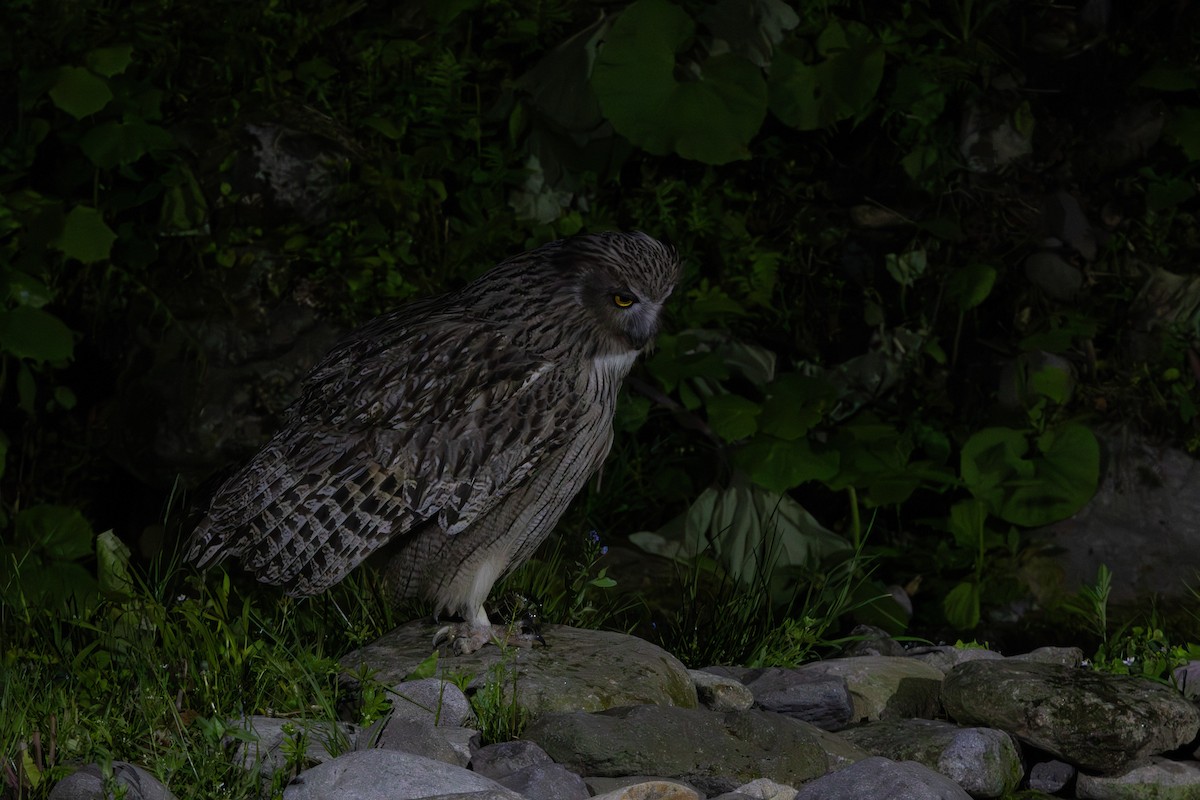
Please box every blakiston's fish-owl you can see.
[186,231,680,652]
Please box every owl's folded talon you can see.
[432,622,545,654]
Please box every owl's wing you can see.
[186,317,579,595]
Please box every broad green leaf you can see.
[769,20,884,130]
[1146,177,1196,210]
[823,418,932,505]
[767,53,823,130]
[961,427,1031,510]
[297,58,338,82]
[1166,107,1200,161]
[52,206,116,263]
[948,499,988,550]
[946,264,996,311]
[15,504,93,560]
[53,386,77,410]
[79,119,173,168]
[706,393,761,441]
[404,650,440,680]
[1029,364,1071,404]
[85,45,134,77]
[961,424,1099,526]
[422,0,480,24]
[49,67,112,119]
[758,373,837,440]
[819,21,884,113]
[614,393,651,432]
[890,65,945,125]
[1004,424,1099,525]
[5,268,54,308]
[736,435,839,492]
[97,530,134,597]
[592,0,767,164]
[159,164,208,231]
[631,483,851,604]
[0,307,74,362]
[944,581,981,629]
[885,249,927,287]
[699,0,799,67]
[362,115,404,140]
[901,145,939,180]
[16,362,35,413]
[916,216,965,242]
[1136,66,1197,91]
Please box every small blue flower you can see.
[588,530,600,544]
[600,546,609,556]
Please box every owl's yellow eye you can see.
[613,293,636,308]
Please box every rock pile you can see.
[48,622,1200,800]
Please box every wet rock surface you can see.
[942,659,1200,771]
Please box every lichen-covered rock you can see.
[48,762,176,800]
[710,777,799,800]
[1028,759,1075,794]
[793,656,943,723]
[355,676,479,766]
[525,705,829,796]
[703,666,853,730]
[280,749,522,799]
[590,780,703,800]
[792,756,971,800]
[341,622,697,717]
[1076,757,1200,800]
[942,660,1200,771]
[386,677,476,726]
[470,740,588,800]
[839,718,1022,798]
[690,668,754,712]
[230,716,358,776]
[906,645,1004,674]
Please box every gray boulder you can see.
[704,666,854,730]
[387,677,476,726]
[1076,757,1200,799]
[470,740,588,800]
[341,622,697,717]
[525,705,831,795]
[230,716,357,776]
[589,780,703,799]
[793,656,943,723]
[942,660,1200,771]
[710,777,799,799]
[280,749,523,799]
[906,645,1004,674]
[360,717,476,766]
[839,718,1022,797]
[49,762,175,800]
[793,756,972,800]
[358,677,478,766]
[690,668,754,712]
[1009,646,1084,667]
[1028,759,1076,794]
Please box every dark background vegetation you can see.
[4,0,1200,661]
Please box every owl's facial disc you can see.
[607,287,665,350]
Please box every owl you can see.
[187,231,680,652]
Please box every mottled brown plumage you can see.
[187,231,679,650]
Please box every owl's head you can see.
[561,231,681,352]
